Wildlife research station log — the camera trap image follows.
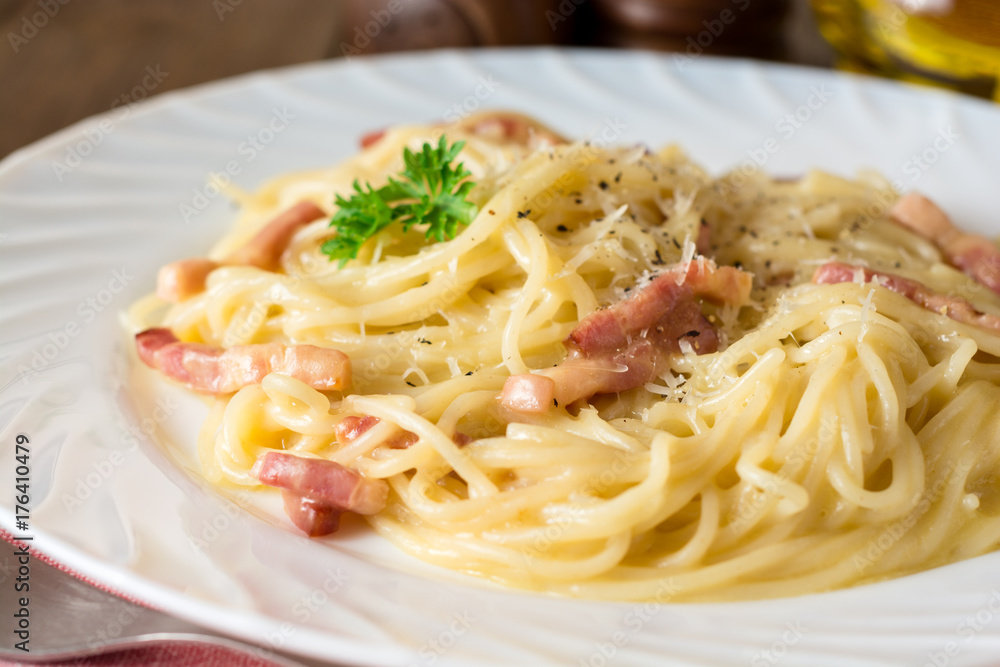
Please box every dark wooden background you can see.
[0,0,832,160]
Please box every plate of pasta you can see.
[4,48,1000,666]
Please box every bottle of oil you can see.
[811,0,1000,101]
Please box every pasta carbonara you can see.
[128,112,1000,602]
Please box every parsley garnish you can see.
[322,136,477,265]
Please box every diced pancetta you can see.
[334,414,417,450]
[156,201,326,302]
[359,129,386,148]
[252,451,388,537]
[890,193,1000,296]
[135,327,351,394]
[156,258,220,304]
[696,218,712,255]
[281,491,343,537]
[503,260,752,412]
[333,414,470,449]
[359,111,566,159]
[812,261,1000,333]
[457,111,567,148]
[501,374,556,413]
[334,414,381,445]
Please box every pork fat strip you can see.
[156,201,326,302]
[812,261,1000,333]
[890,193,1000,296]
[457,111,567,148]
[503,261,753,412]
[253,451,388,537]
[135,327,351,394]
[359,129,386,148]
[334,414,470,449]
[282,492,343,537]
[358,111,566,155]
[335,414,418,450]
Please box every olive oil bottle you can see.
[812,0,1000,101]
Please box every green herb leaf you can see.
[322,136,477,266]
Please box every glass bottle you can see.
[812,0,1000,101]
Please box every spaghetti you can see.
[128,112,1000,602]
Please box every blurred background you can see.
[1,0,998,160]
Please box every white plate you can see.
[3,48,1000,667]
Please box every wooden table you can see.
[0,0,832,160]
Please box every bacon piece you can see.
[333,414,470,449]
[334,414,416,449]
[359,112,565,159]
[546,291,716,407]
[156,258,220,303]
[334,415,381,445]
[135,327,351,394]
[157,201,326,302]
[567,261,750,357]
[504,261,752,412]
[501,374,556,413]
[457,111,567,148]
[696,218,712,255]
[890,193,1000,296]
[281,491,343,537]
[225,201,326,270]
[253,451,388,537]
[360,129,386,148]
[812,261,1000,333]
